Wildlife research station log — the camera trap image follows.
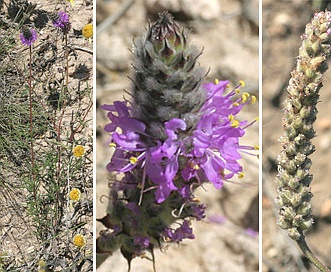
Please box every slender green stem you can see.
[28,45,35,179]
[65,33,69,88]
[297,235,330,272]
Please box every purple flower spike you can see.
[97,11,257,269]
[51,11,71,33]
[20,27,38,46]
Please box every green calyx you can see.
[146,11,186,66]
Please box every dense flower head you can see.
[102,80,256,203]
[50,11,71,33]
[69,188,81,201]
[82,24,93,39]
[73,234,86,248]
[73,145,85,157]
[20,27,37,46]
[98,79,256,266]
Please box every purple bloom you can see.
[134,236,150,248]
[20,27,38,46]
[164,220,195,243]
[51,11,71,33]
[103,80,255,203]
[182,81,255,189]
[102,103,186,203]
[189,203,207,221]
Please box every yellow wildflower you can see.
[69,188,81,201]
[82,24,93,39]
[73,145,85,157]
[73,234,86,248]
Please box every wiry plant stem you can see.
[276,10,331,271]
[297,235,330,272]
[28,45,35,180]
[65,33,69,88]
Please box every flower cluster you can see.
[73,234,86,248]
[97,11,257,268]
[73,145,85,157]
[102,80,255,203]
[82,24,93,39]
[69,188,81,201]
[20,26,38,46]
[50,11,71,34]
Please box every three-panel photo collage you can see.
[1,0,331,271]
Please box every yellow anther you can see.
[251,95,257,104]
[239,80,245,87]
[228,114,234,121]
[214,78,219,85]
[231,119,240,128]
[129,156,138,164]
[254,145,259,150]
[233,102,240,107]
[109,142,116,148]
[235,89,240,94]
[229,114,240,128]
[238,172,244,179]
[193,164,200,170]
[241,92,250,103]
[190,161,200,170]
[254,116,259,121]
[242,92,250,98]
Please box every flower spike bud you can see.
[276,10,331,241]
[132,11,206,140]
